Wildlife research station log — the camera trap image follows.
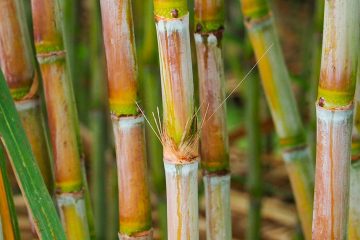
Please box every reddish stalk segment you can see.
[0,0,34,99]
[31,0,91,238]
[312,0,360,238]
[112,116,152,238]
[314,107,353,238]
[194,0,231,239]
[100,0,152,238]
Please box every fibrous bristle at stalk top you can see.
[136,42,272,162]
[136,101,205,163]
[136,43,273,163]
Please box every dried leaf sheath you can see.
[100,0,152,238]
[312,0,360,238]
[31,0,90,238]
[240,1,314,239]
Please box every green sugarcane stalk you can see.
[0,70,66,239]
[88,0,108,238]
[308,0,324,160]
[245,74,262,240]
[239,1,314,239]
[312,0,360,238]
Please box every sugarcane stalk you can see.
[245,74,262,240]
[0,147,20,240]
[31,0,91,239]
[100,0,152,238]
[308,0,324,160]
[153,1,199,239]
[312,0,360,238]
[240,1,314,239]
[88,0,108,238]
[0,71,66,239]
[0,0,54,194]
[193,1,231,239]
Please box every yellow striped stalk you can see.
[312,0,360,238]
[194,0,231,239]
[239,0,314,239]
[100,0,152,238]
[0,0,54,194]
[153,0,199,239]
[31,0,90,239]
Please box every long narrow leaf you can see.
[0,71,66,240]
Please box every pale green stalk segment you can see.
[0,71,66,240]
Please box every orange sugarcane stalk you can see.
[194,0,231,239]
[153,0,199,239]
[100,0,152,238]
[31,0,91,239]
[312,0,360,238]
[0,0,53,193]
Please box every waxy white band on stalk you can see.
[203,174,231,240]
[118,230,153,240]
[114,115,144,129]
[164,160,199,240]
[37,50,66,64]
[313,104,353,238]
[15,98,39,111]
[282,146,310,163]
